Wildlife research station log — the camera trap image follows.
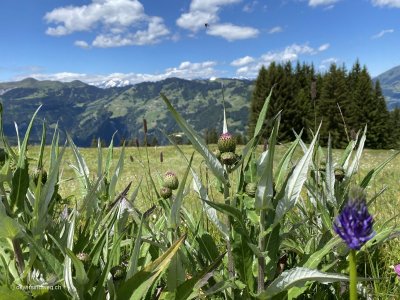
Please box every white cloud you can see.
[15,60,220,86]
[206,23,259,41]
[74,40,90,49]
[231,56,255,66]
[261,44,315,62]
[371,29,394,39]
[319,57,339,69]
[233,43,330,77]
[318,43,330,51]
[92,17,169,47]
[372,0,400,7]
[243,1,258,12]
[177,0,259,41]
[44,0,169,47]
[309,0,339,7]
[177,0,241,32]
[268,26,283,34]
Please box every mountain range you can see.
[375,66,400,110]
[1,65,399,146]
[0,77,253,146]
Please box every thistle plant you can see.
[334,188,375,300]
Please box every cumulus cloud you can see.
[231,56,255,66]
[318,43,330,51]
[177,0,259,40]
[234,43,329,77]
[319,57,339,69]
[371,29,394,39]
[44,0,169,47]
[74,40,90,49]
[177,0,241,32]
[15,60,220,86]
[309,0,339,7]
[268,26,283,34]
[372,0,400,7]
[206,23,259,41]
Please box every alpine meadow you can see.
[3,0,400,299]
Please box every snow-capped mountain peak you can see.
[92,78,131,88]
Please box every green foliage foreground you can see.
[1,92,400,299]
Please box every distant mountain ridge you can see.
[375,65,400,110]
[0,77,253,146]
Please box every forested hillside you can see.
[248,61,399,149]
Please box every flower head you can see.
[218,132,236,153]
[333,189,375,250]
[163,171,179,190]
[220,151,237,166]
[394,264,400,278]
[160,187,172,199]
[245,182,257,198]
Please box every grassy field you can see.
[26,143,400,217]
[23,143,400,297]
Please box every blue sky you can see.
[0,0,399,85]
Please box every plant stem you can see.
[12,238,25,275]
[258,210,266,293]
[224,180,235,279]
[349,249,358,300]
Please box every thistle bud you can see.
[160,187,172,199]
[218,133,236,153]
[245,182,257,198]
[334,166,345,182]
[163,171,179,190]
[213,149,221,160]
[76,252,90,263]
[110,265,126,280]
[319,161,326,172]
[220,152,237,166]
[32,168,47,185]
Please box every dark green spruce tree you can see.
[248,66,270,139]
[317,64,353,147]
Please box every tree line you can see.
[248,60,400,149]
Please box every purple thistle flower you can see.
[394,264,400,278]
[333,193,375,250]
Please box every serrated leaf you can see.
[325,134,336,206]
[109,145,125,201]
[170,152,194,229]
[260,267,349,299]
[64,211,79,299]
[126,216,144,279]
[117,234,186,299]
[274,124,321,225]
[253,89,273,139]
[256,113,280,210]
[346,125,366,178]
[176,253,225,300]
[0,215,22,239]
[65,248,89,289]
[160,93,227,185]
[360,150,400,188]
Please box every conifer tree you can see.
[317,64,351,147]
[389,108,400,148]
[248,66,270,138]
